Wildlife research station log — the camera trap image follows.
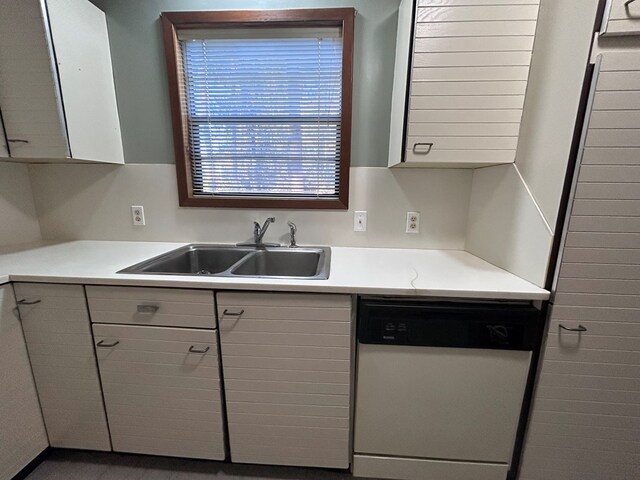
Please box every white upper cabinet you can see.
[0,0,124,163]
[389,0,541,168]
[601,0,640,36]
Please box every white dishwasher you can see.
[353,298,541,480]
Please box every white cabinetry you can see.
[0,284,48,480]
[87,286,226,460]
[0,0,123,163]
[217,292,353,469]
[601,0,640,36]
[14,282,111,451]
[93,324,226,460]
[389,0,540,168]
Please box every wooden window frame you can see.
[161,9,355,209]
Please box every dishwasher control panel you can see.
[358,298,541,351]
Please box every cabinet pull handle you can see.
[137,305,159,314]
[412,142,433,155]
[17,299,41,305]
[7,139,29,144]
[188,345,210,354]
[625,0,636,7]
[559,324,587,333]
[223,309,244,317]
[96,340,120,348]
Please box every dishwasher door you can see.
[355,343,531,462]
[353,298,540,479]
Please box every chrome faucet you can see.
[253,217,276,246]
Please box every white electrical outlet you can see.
[406,211,420,234]
[354,211,367,232]
[131,205,145,226]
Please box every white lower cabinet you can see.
[217,292,353,469]
[93,324,226,460]
[14,283,111,451]
[0,284,48,479]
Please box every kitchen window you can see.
[161,9,355,209]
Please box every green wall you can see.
[90,0,401,166]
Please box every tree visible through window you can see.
[162,10,354,209]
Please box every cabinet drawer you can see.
[601,0,640,37]
[93,324,225,460]
[86,286,215,329]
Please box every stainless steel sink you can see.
[118,244,330,280]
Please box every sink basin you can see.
[231,249,328,279]
[118,244,330,280]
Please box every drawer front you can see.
[86,286,215,329]
[93,324,225,460]
[217,292,353,469]
[602,0,640,37]
[14,283,111,451]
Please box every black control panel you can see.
[358,298,541,351]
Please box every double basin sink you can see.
[119,244,331,280]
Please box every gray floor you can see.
[25,450,356,480]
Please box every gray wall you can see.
[90,0,401,166]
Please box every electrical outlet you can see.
[406,211,420,234]
[354,211,367,232]
[131,205,145,226]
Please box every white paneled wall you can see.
[520,51,640,480]
[402,0,540,166]
[0,162,42,247]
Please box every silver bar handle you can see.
[223,309,244,317]
[17,299,41,306]
[96,340,120,348]
[625,0,636,7]
[413,142,433,155]
[7,139,29,144]
[559,324,587,333]
[188,345,210,354]
[137,305,159,314]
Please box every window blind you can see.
[178,27,343,198]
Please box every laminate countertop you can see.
[0,241,549,300]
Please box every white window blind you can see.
[178,27,343,198]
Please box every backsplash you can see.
[0,162,41,247]
[28,164,472,249]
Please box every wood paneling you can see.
[218,292,352,469]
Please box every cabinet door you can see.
[0,284,48,479]
[0,0,69,159]
[94,324,226,460]
[399,0,540,167]
[217,292,353,469]
[601,0,640,36]
[14,283,111,451]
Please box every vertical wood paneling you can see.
[217,292,352,469]
[404,0,540,166]
[0,284,48,479]
[14,283,111,451]
[520,51,640,479]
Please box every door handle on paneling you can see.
[136,304,159,314]
[96,340,120,348]
[559,324,587,333]
[188,345,210,354]
[412,142,433,155]
[17,299,41,305]
[222,309,244,318]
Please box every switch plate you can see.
[406,211,420,234]
[131,205,145,226]
[354,211,367,232]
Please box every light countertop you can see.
[0,241,549,300]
